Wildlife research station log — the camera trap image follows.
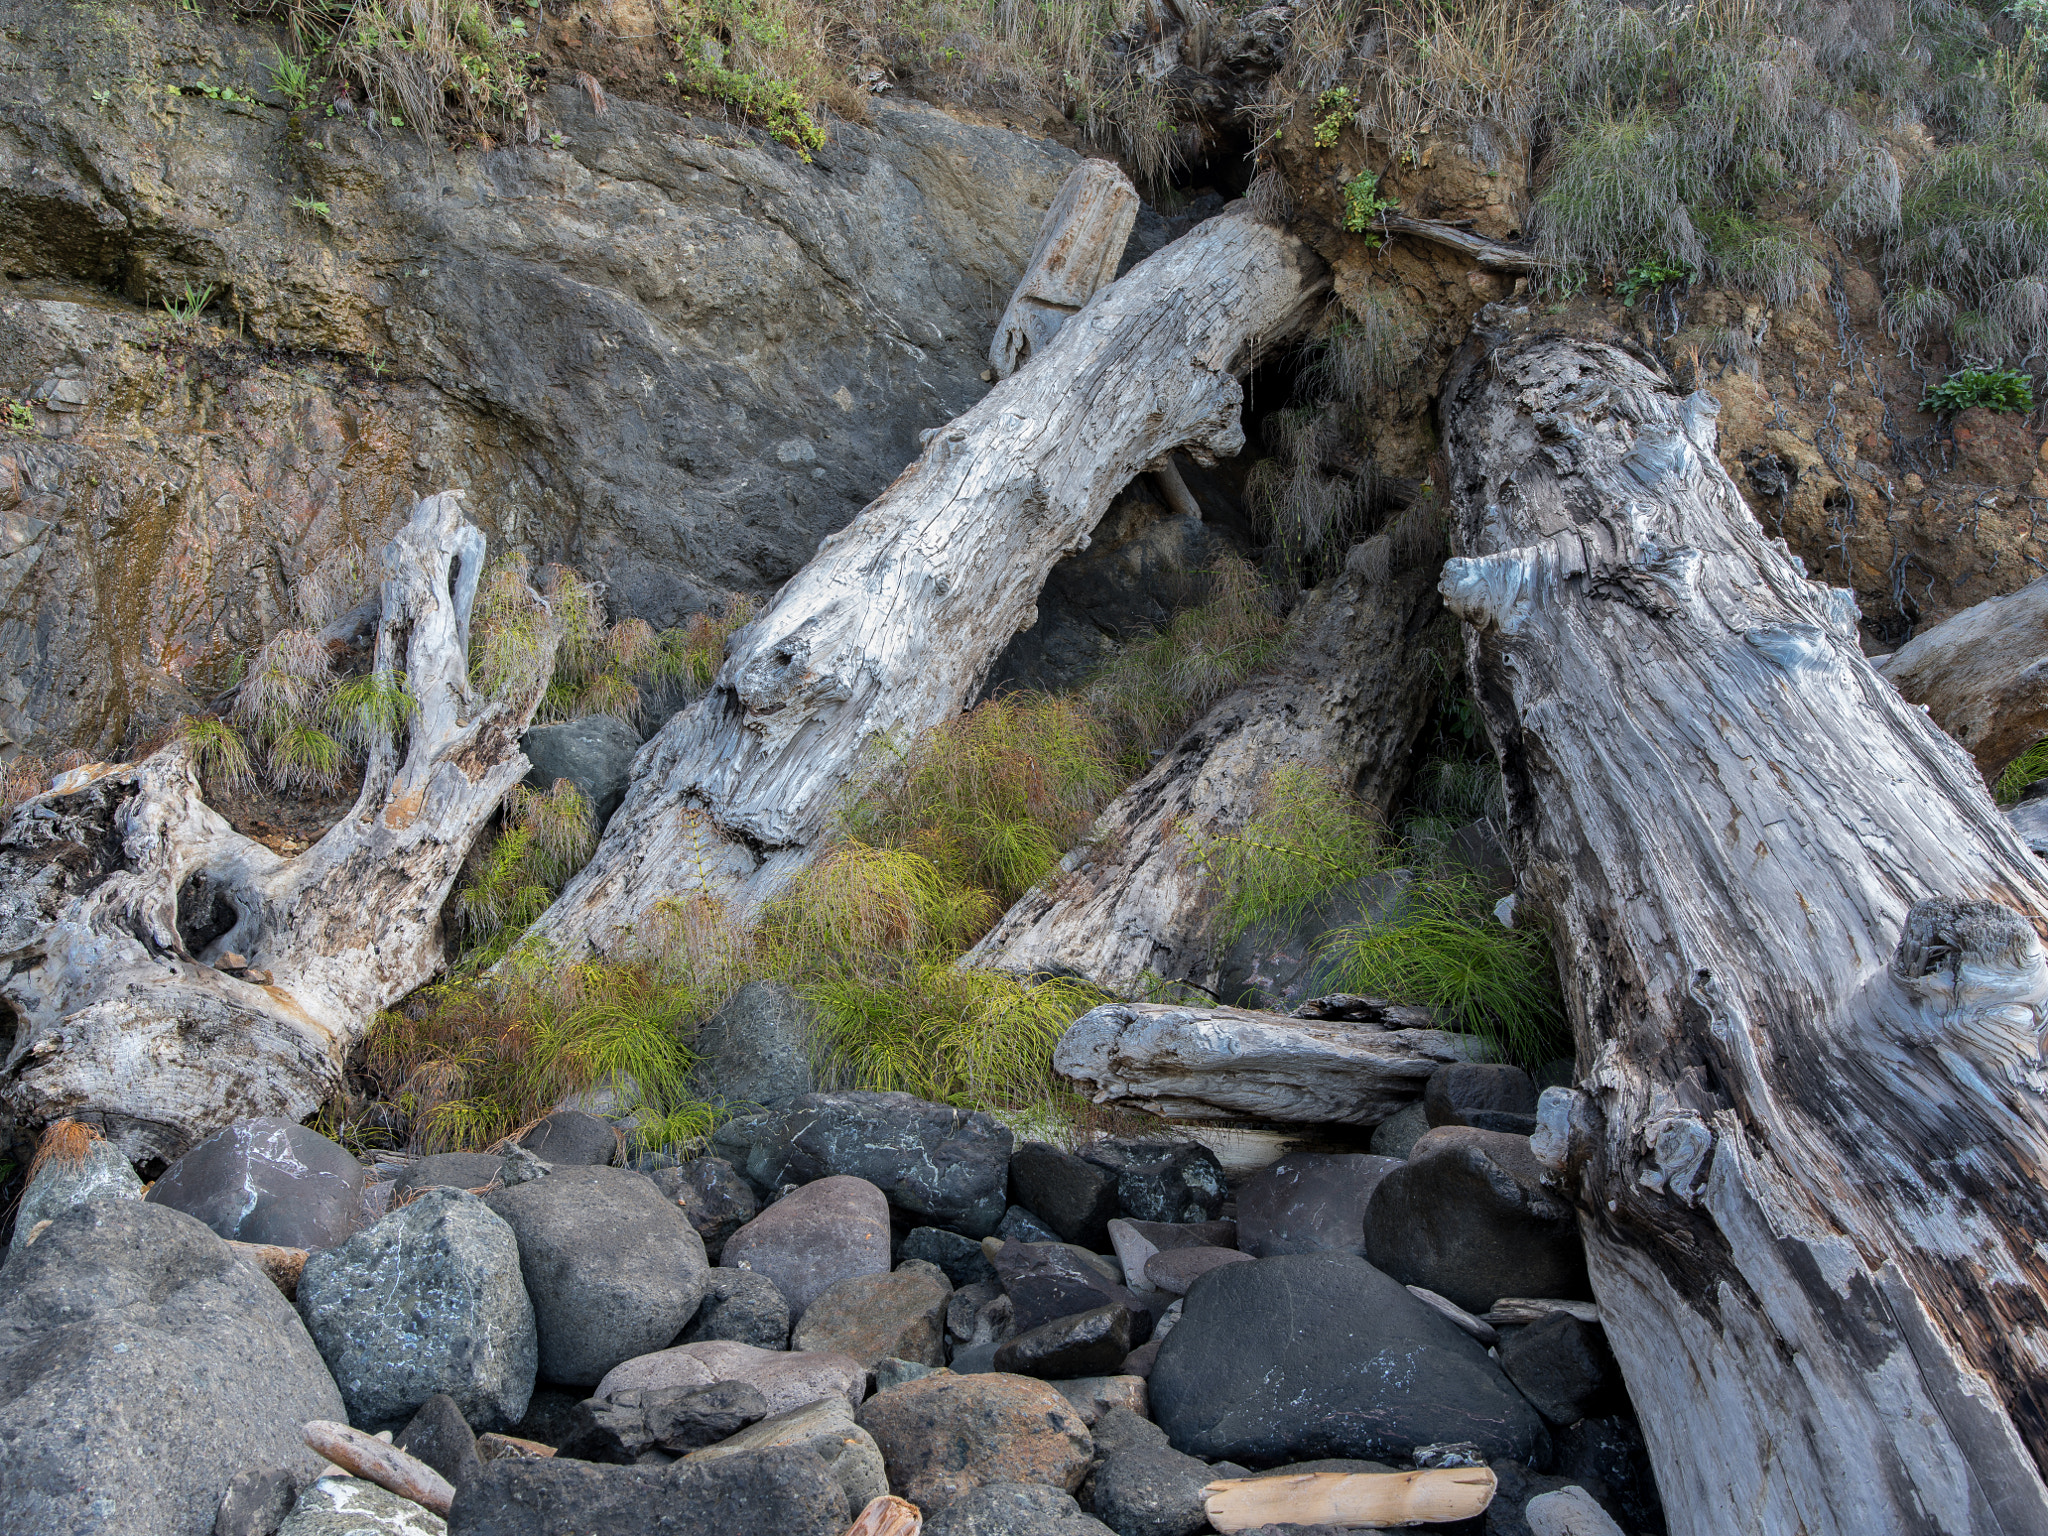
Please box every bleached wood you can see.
[0,491,553,1163]
[1202,1466,1497,1530]
[963,516,1442,996]
[1877,572,2048,778]
[1382,214,1541,273]
[1440,322,2048,1536]
[1052,999,1487,1124]
[990,161,1141,379]
[530,209,1327,955]
[304,1421,456,1515]
[844,1495,923,1536]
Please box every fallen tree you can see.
[1439,322,2048,1534]
[1876,571,2048,781]
[963,509,1444,995]
[0,492,554,1164]
[529,203,1329,955]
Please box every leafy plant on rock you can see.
[1920,366,2037,417]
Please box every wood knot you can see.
[1888,897,2048,1088]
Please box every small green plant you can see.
[177,716,256,794]
[1313,86,1354,148]
[271,48,315,107]
[268,721,348,793]
[1920,367,2036,418]
[1341,169,1397,236]
[1996,738,2048,803]
[1194,764,1390,946]
[90,88,112,107]
[2,399,31,433]
[1615,256,1695,306]
[455,780,596,954]
[290,196,335,222]
[160,282,217,326]
[327,670,418,751]
[546,130,566,147]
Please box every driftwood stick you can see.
[303,1421,457,1516]
[844,1494,923,1536]
[1381,214,1542,272]
[1202,1467,1497,1531]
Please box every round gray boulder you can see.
[0,1199,345,1536]
[146,1117,366,1251]
[5,1136,141,1260]
[721,1174,892,1319]
[297,1187,538,1431]
[486,1164,709,1387]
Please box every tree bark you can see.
[962,510,1444,997]
[1877,572,2048,780]
[1439,320,2048,1535]
[530,208,1329,956]
[990,160,1141,380]
[0,492,552,1164]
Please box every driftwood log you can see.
[1051,998,1485,1124]
[963,510,1444,996]
[990,160,1140,379]
[1202,1466,1497,1531]
[0,492,552,1163]
[530,207,1328,955]
[303,1421,456,1515]
[1440,320,2048,1534]
[1877,571,2048,779]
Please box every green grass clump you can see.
[1195,764,1391,946]
[454,779,596,959]
[1996,738,2048,803]
[177,716,256,795]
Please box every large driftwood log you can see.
[0,492,552,1163]
[963,510,1444,996]
[530,209,1328,955]
[1439,321,2048,1535]
[1052,998,1486,1125]
[990,160,1141,379]
[1877,572,2048,779]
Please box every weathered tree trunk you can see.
[963,510,1444,996]
[0,492,552,1164]
[990,160,1140,379]
[1439,321,2048,1535]
[530,208,1328,955]
[1877,572,2048,780]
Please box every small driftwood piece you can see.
[303,1421,457,1516]
[964,512,1445,995]
[476,1432,557,1462]
[530,208,1327,953]
[1876,571,2048,778]
[0,491,555,1162]
[1382,214,1541,273]
[1052,999,1486,1124]
[1202,1466,1498,1531]
[1441,322,2048,1533]
[845,1495,923,1536]
[227,1240,309,1301]
[989,160,1141,378]
[1481,1297,1600,1328]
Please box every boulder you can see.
[948,1280,1017,1347]
[516,1110,618,1166]
[1089,1405,1170,1454]
[858,1372,1095,1508]
[1235,1153,1403,1259]
[876,1356,946,1393]
[392,1152,505,1200]
[993,1241,1152,1339]
[1105,1219,1236,1295]
[445,1444,845,1536]
[720,1174,893,1319]
[1525,1486,1627,1536]
[212,1468,297,1536]
[1054,1375,1149,1425]
[1077,1142,1226,1225]
[687,1396,889,1518]
[678,1267,790,1349]
[999,1204,1064,1244]
[558,1390,673,1463]
[923,1481,1119,1536]
[1498,1314,1616,1428]
[0,1200,345,1536]
[147,1117,366,1250]
[396,1395,484,1492]
[278,1477,446,1535]
[1368,1103,1429,1159]
[599,1341,866,1418]
[711,1092,1013,1236]
[1148,1253,1548,1465]
[903,1225,999,1288]
[1424,1062,1539,1135]
[1361,1128,1590,1315]
[1009,1142,1120,1248]
[1084,1444,1213,1536]
[297,1188,537,1430]
[485,1164,709,1387]
[691,980,819,1108]
[1053,1002,1483,1126]
[791,1268,951,1368]
[650,1157,758,1261]
[571,1380,770,1459]
[520,715,641,830]
[5,1137,142,1261]
[1144,1246,1251,1295]
[994,1304,1132,1379]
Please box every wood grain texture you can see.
[0,492,552,1162]
[961,513,1444,996]
[530,208,1328,956]
[990,160,1140,378]
[303,1421,456,1515]
[1202,1466,1497,1530]
[1441,318,2048,1535]
[1877,572,2048,778]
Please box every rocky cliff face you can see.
[0,0,1078,751]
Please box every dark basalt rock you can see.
[1236,1153,1403,1259]
[993,1303,1134,1380]
[147,1117,366,1251]
[446,1443,845,1536]
[1009,1141,1121,1249]
[1079,1142,1226,1226]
